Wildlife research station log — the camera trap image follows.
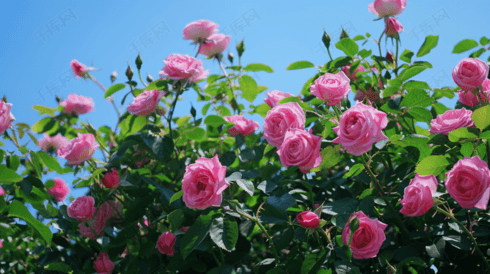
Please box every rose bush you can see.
[2,3,490,273]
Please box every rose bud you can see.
[385,17,404,37]
[157,231,176,256]
[94,252,114,274]
[342,211,387,259]
[102,169,120,189]
[296,211,320,229]
[67,196,96,222]
[70,60,88,78]
[47,178,70,202]
[0,100,14,135]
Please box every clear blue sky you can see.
[2,0,490,200]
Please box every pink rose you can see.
[0,100,14,135]
[0,186,5,196]
[102,169,120,189]
[57,133,99,165]
[47,178,70,202]
[182,155,229,209]
[296,211,320,229]
[0,239,2,248]
[70,60,88,78]
[79,222,104,241]
[224,115,259,137]
[400,174,438,217]
[452,58,489,91]
[127,89,165,116]
[457,79,490,106]
[199,33,231,57]
[445,156,490,210]
[94,252,114,274]
[39,133,68,153]
[368,0,407,17]
[263,90,297,108]
[385,17,403,36]
[429,108,475,135]
[159,54,208,83]
[342,211,387,259]
[183,20,219,41]
[277,129,322,174]
[310,71,351,106]
[67,196,96,222]
[157,232,176,256]
[60,93,95,115]
[263,102,305,147]
[342,65,366,81]
[332,102,388,156]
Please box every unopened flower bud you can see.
[135,54,143,70]
[110,71,117,83]
[322,30,331,49]
[146,73,153,83]
[340,28,349,39]
[236,40,245,58]
[228,52,234,64]
[386,51,394,63]
[126,65,134,81]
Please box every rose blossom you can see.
[457,79,490,106]
[452,58,489,91]
[60,93,95,115]
[342,211,387,259]
[199,33,231,57]
[70,60,88,78]
[332,102,388,156]
[182,155,229,209]
[224,115,260,137]
[39,133,68,153]
[79,222,104,241]
[263,102,305,147]
[159,54,208,83]
[368,0,407,17]
[263,90,297,108]
[342,65,366,81]
[296,211,320,229]
[0,186,5,196]
[183,20,219,41]
[57,133,99,165]
[102,169,120,189]
[310,71,351,106]
[47,178,70,202]
[400,174,438,217]
[385,17,403,36]
[94,252,114,274]
[277,129,322,174]
[157,232,176,256]
[0,100,14,135]
[445,156,490,210]
[67,196,96,222]
[127,89,166,116]
[429,108,475,135]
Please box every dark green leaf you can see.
[210,217,238,251]
[0,165,23,185]
[169,190,183,204]
[9,201,52,244]
[32,117,55,133]
[180,215,213,259]
[204,115,226,127]
[408,107,432,123]
[400,49,414,63]
[37,151,63,174]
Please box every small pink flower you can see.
[277,129,322,174]
[157,232,176,256]
[159,54,208,83]
[0,100,15,135]
[183,20,219,41]
[314,204,319,209]
[47,178,70,202]
[127,90,166,116]
[342,65,366,81]
[385,17,403,36]
[296,211,320,229]
[0,186,5,196]
[94,252,114,274]
[199,33,231,57]
[342,211,387,259]
[60,93,94,115]
[70,60,88,78]
[430,108,475,135]
[39,133,68,153]
[57,133,99,165]
[457,79,490,106]
[400,174,438,217]
[182,155,229,210]
[452,58,489,91]
[263,90,297,108]
[368,0,407,18]
[67,196,96,222]
[0,239,2,248]
[224,115,260,137]
[179,226,190,232]
[310,71,351,106]
[102,169,120,189]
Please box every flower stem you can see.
[138,71,148,88]
[218,59,238,114]
[436,207,490,271]
[395,39,399,77]
[87,73,121,133]
[195,43,202,58]
[327,48,333,61]
[377,30,385,56]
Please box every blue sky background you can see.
[1,1,490,201]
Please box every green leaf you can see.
[382,86,400,98]
[404,81,430,91]
[401,66,427,81]
[244,63,274,73]
[32,105,57,116]
[36,151,63,174]
[310,145,342,172]
[400,49,414,63]
[9,201,52,244]
[452,39,479,54]
[335,261,361,274]
[400,89,432,109]
[119,115,147,136]
[204,115,226,127]
[448,127,480,143]
[278,97,302,105]
[239,75,259,103]
[415,156,450,176]
[32,117,55,134]
[286,61,315,70]
[104,83,126,98]
[416,35,439,57]
[47,203,58,217]
[343,164,365,178]
[169,190,183,204]
[0,164,23,185]
[408,107,432,123]
[301,250,329,274]
[210,217,238,251]
[460,142,473,157]
[481,36,490,46]
[180,215,213,259]
[45,262,73,272]
[184,128,206,141]
[472,105,490,130]
[258,203,288,224]
[227,172,255,196]
[146,79,168,91]
[335,38,359,57]
[167,209,184,231]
